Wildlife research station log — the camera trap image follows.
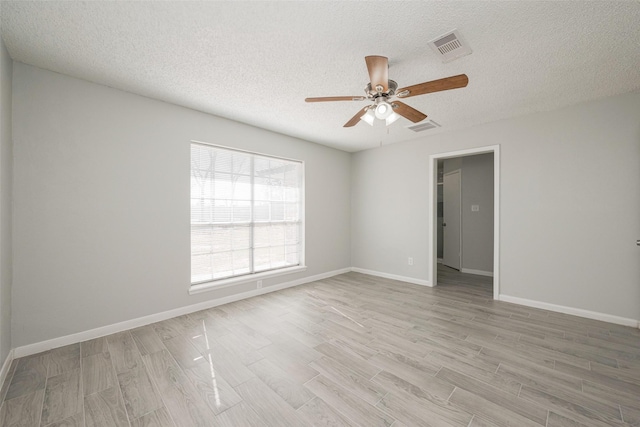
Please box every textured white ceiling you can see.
[2,1,639,152]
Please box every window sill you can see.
[189,265,307,295]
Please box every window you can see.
[190,142,304,286]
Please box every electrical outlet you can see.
[408,257,413,266]
[257,280,263,289]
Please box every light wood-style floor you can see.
[1,270,639,426]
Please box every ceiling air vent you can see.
[407,120,441,132]
[428,29,472,63]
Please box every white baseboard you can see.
[351,267,432,287]
[14,267,351,358]
[499,294,640,329]
[0,349,14,392]
[461,268,493,277]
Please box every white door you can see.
[443,170,461,270]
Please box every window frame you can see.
[189,141,306,294]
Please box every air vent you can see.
[428,29,472,63]
[407,120,441,132]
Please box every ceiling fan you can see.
[305,56,468,127]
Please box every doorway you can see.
[429,145,500,299]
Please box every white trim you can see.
[499,294,640,329]
[429,145,500,300]
[14,267,350,358]
[0,349,15,391]
[460,268,494,277]
[190,265,307,295]
[351,267,432,287]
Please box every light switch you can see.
[471,205,479,212]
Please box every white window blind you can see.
[190,143,303,284]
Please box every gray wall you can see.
[0,31,13,362]
[352,91,640,321]
[11,63,352,348]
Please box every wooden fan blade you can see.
[344,107,368,127]
[365,56,389,92]
[392,101,427,123]
[397,74,468,98]
[305,96,366,102]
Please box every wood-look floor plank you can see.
[41,369,83,426]
[427,349,522,396]
[582,379,640,410]
[80,338,108,359]
[376,384,472,427]
[234,377,304,427]
[371,369,454,403]
[182,356,242,415]
[107,332,142,374]
[367,351,438,389]
[258,342,318,384]
[277,321,325,348]
[468,416,501,427]
[225,321,273,349]
[116,364,163,420]
[48,345,81,377]
[6,352,49,401]
[0,359,18,403]
[162,335,203,371]
[494,334,592,369]
[519,334,619,367]
[554,360,640,396]
[214,401,266,427]
[84,386,129,427]
[130,407,174,427]
[297,396,356,427]
[436,366,548,425]
[143,350,216,427]
[518,385,625,427]
[0,389,45,427]
[130,325,165,356]
[589,360,640,385]
[474,339,556,370]
[45,412,84,427]
[82,353,116,396]
[214,332,265,365]
[192,338,255,387]
[153,316,198,342]
[247,358,314,409]
[546,411,590,427]
[621,405,640,426]
[325,336,377,360]
[309,356,386,405]
[314,342,380,380]
[305,375,395,427]
[495,360,582,392]
[448,387,541,427]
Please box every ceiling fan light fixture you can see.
[360,108,375,126]
[385,112,400,126]
[375,101,393,120]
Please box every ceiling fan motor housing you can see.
[365,80,397,99]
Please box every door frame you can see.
[428,145,501,299]
[442,169,462,271]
